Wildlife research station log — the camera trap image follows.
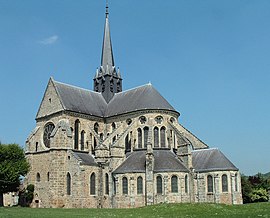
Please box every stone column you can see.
[145,129,154,206]
[214,174,220,203]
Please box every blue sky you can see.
[0,0,269,175]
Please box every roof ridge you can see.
[192,147,218,153]
[54,80,103,95]
[114,83,152,96]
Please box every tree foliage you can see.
[241,173,270,203]
[0,143,30,206]
[18,184,35,207]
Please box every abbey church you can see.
[25,4,242,208]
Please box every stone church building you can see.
[25,4,242,208]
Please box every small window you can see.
[112,122,116,131]
[126,119,132,125]
[137,176,143,194]
[47,172,50,182]
[157,176,162,194]
[222,174,228,192]
[155,116,163,124]
[90,173,96,195]
[49,98,52,103]
[36,173,41,182]
[67,173,71,195]
[94,122,99,134]
[207,175,213,193]
[122,177,128,195]
[139,116,147,124]
[35,142,38,152]
[171,176,178,193]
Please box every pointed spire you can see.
[101,0,114,72]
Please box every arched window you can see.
[90,173,96,195]
[74,120,80,150]
[160,126,166,147]
[47,172,50,182]
[105,173,109,195]
[94,122,99,134]
[67,173,71,195]
[81,131,85,150]
[137,128,142,148]
[112,122,116,131]
[113,177,116,195]
[171,175,178,193]
[207,175,213,193]
[185,175,188,193]
[36,173,41,182]
[100,133,104,141]
[125,134,131,153]
[235,173,238,192]
[143,127,149,148]
[222,174,228,192]
[157,176,162,194]
[122,177,128,195]
[154,127,159,147]
[93,137,97,155]
[137,176,143,194]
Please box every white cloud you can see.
[38,35,58,45]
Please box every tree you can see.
[0,144,29,207]
[250,188,269,202]
[241,173,270,204]
[18,184,35,207]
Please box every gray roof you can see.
[192,148,238,172]
[73,151,97,166]
[54,81,107,117]
[106,84,176,117]
[53,80,177,118]
[113,149,189,174]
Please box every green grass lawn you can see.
[0,203,269,218]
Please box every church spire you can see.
[101,0,114,72]
[93,1,123,103]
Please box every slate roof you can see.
[53,80,177,118]
[192,148,238,172]
[54,81,107,117]
[73,151,97,166]
[113,149,189,174]
[106,84,176,117]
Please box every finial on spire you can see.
[106,0,109,17]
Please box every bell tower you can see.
[93,1,122,103]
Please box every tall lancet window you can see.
[90,173,96,195]
[74,120,80,150]
[222,174,228,192]
[122,177,128,195]
[67,173,71,195]
[81,131,85,150]
[143,127,149,148]
[160,126,166,147]
[207,175,213,193]
[154,127,159,147]
[137,128,142,148]
[105,173,109,195]
[157,176,162,194]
